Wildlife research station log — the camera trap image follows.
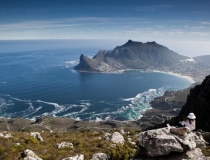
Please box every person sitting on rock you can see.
[180,113,196,131]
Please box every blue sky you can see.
[0,0,210,56]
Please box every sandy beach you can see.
[152,70,195,84]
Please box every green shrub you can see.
[107,144,135,160]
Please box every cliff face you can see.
[147,75,210,131]
[178,75,210,131]
[74,54,115,72]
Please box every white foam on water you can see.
[75,117,81,121]
[36,100,66,116]
[0,95,41,118]
[81,102,92,107]
[0,98,14,114]
[71,69,77,73]
[95,117,103,122]
[122,98,135,101]
[80,107,88,113]
[37,100,64,110]
[36,106,42,111]
[118,88,166,120]
[62,111,81,118]
[65,60,79,65]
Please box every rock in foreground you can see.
[137,127,206,158]
[21,149,42,160]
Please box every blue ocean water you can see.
[0,40,191,121]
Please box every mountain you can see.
[194,55,210,66]
[75,40,210,82]
[74,54,117,72]
[75,40,188,72]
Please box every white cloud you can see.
[156,25,164,28]
[135,5,172,11]
[0,17,150,31]
[201,22,210,25]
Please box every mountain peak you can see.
[122,40,142,47]
[146,41,157,44]
[127,39,134,43]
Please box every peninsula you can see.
[75,40,210,82]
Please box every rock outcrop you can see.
[62,154,84,160]
[0,131,12,138]
[90,153,109,160]
[105,132,125,145]
[30,132,44,142]
[57,142,73,149]
[137,127,206,158]
[74,54,116,72]
[21,149,42,160]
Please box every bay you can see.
[0,40,191,121]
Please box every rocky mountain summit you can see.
[75,40,210,82]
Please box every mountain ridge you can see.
[75,40,210,82]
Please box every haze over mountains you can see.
[75,40,210,82]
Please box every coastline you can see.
[151,70,195,84]
[75,68,196,84]
[0,68,194,129]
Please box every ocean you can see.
[0,40,191,121]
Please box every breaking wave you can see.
[119,88,166,120]
[0,87,169,121]
[65,60,79,68]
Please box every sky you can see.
[0,0,210,56]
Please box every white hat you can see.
[187,113,196,119]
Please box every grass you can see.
[0,130,138,160]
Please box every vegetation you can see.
[0,129,138,160]
[201,133,210,157]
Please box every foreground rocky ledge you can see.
[1,127,210,160]
[137,127,207,159]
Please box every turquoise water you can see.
[0,40,191,121]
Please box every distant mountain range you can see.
[194,55,210,66]
[75,40,210,82]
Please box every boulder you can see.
[30,132,43,142]
[0,131,12,138]
[105,132,125,145]
[62,154,84,160]
[57,142,73,149]
[137,127,206,157]
[184,148,207,160]
[90,153,109,160]
[21,149,42,160]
